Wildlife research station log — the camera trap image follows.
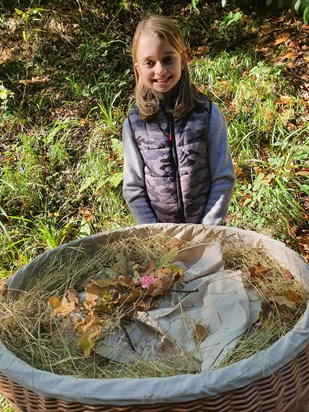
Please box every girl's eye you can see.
[144,61,154,68]
[164,56,175,64]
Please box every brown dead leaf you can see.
[139,260,155,276]
[165,237,183,250]
[248,264,270,279]
[75,312,101,338]
[0,280,8,297]
[83,292,98,310]
[276,95,296,105]
[279,52,299,60]
[284,290,302,305]
[0,47,11,64]
[273,34,290,45]
[117,275,136,288]
[147,270,174,297]
[66,288,80,305]
[51,296,76,317]
[85,277,115,297]
[195,324,208,343]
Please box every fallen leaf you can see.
[195,324,208,343]
[0,281,8,297]
[284,290,302,304]
[111,252,131,276]
[48,295,61,310]
[75,312,101,337]
[273,34,290,45]
[51,296,76,317]
[117,275,136,288]
[276,95,296,105]
[279,52,299,60]
[85,277,115,297]
[248,264,270,279]
[83,292,98,310]
[77,334,96,357]
[157,248,179,268]
[140,260,155,276]
[66,288,80,305]
[147,271,175,297]
[165,238,183,250]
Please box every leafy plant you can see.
[220,0,309,23]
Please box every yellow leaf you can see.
[273,34,290,45]
[279,52,299,60]
[276,95,295,105]
[77,335,95,357]
[48,295,61,310]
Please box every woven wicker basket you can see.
[1,347,309,412]
[1,224,309,412]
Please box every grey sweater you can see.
[122,101,235,225]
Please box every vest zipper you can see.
[167,112,185,222]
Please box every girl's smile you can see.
[135,34,185,93]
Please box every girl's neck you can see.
[160,83,180,110]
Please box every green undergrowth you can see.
[0,1,308,280]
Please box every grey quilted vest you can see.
[127,95,212,223]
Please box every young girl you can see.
[122,14,235,225]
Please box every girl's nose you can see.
[154,61,167,76]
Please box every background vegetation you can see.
[0,0,308,277]
[0,1,308,409]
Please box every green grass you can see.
[0,396,15,412]
[0,1,307,273]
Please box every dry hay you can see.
[0,233,199,378]
[0,232,308,378]
[220,242,309,367]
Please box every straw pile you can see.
[0,233,307,378]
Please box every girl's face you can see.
[134,33,185,94]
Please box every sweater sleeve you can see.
[201,102,235,225]
[122,118,158,224]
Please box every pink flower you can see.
[139,275,155,288]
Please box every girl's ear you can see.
[134,62,140,79]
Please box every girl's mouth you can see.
[154,76,172,84]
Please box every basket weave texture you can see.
[1,346,309,412]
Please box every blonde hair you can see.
[132,14,203,121]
